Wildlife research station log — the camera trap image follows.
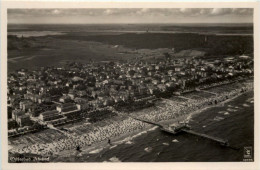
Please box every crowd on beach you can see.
[9,82,253,157]
[9,118,147,156]
[138,82,253,123]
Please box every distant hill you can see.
[8,35,46,50]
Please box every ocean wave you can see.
[213,116,225,121]
[224,112,230,115]
[172,139,179,143]
[109,145,118,149]
[109,156,121,162]
[89,148,103,154]
[163,142,169,146]
[243,104,250,107]
[125,141,134,145]
[131,130,148,138]
[148,126,159,131]
[246,97,254,102]
[144,147,153,152]
[114,128,154,146]
[227,108,237,112]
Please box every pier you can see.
[181,129,229,146]
[130,116,230,147]
[130,117,163,128]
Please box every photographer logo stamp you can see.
[243,146,253,162]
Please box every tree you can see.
[164,52,171,60]
[128,70,135,76]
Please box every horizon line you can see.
[8,22,253,25]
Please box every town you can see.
[8,54,253,138]
[4,7,256,164]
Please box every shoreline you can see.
[9,80,253,161]
[51,88,253,161]
[53,124,155,161]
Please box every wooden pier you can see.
[131,117,163,128]
[181,129,229,146]
[130,116,230,147]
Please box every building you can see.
[56,103,79,113]
[19,99,33,111]
[12,109,25,121]
[39,110,61,122]
[59,95,71,103]
[16,115,32,127]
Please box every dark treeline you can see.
[54,33,253,56]
[161,25,253,34]
[8,35,45,50]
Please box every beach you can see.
[8,80,253,161]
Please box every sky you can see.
[8,8,253,24]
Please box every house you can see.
[147,85,157,94]
[59,95,71,103]
[112,96,123,103]
[74,97,88,104]
[103,97,115,106]
[175,66,182,72]
[76,103,89,110]
[155,66,161,70]
[38,95,51,104]
[157,84,167,92]
[12,109,25,121]
[118,91,130,101]
[68,91,76,99]
[166,82,174,88]
[72,76,83,82]
[19,100,34,111]
[77,90,87,97]
[138,85,147,95]
[113,80,124,85]
[152,79,159,85]
[168,70,174,76]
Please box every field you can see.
[8,36,140,72]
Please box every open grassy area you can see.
[8,36,139,72]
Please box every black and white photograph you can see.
[1,2,259,169]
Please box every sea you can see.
[55,91,254,162]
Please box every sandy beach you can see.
[8,80,253,161]
[52,83,253,161]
